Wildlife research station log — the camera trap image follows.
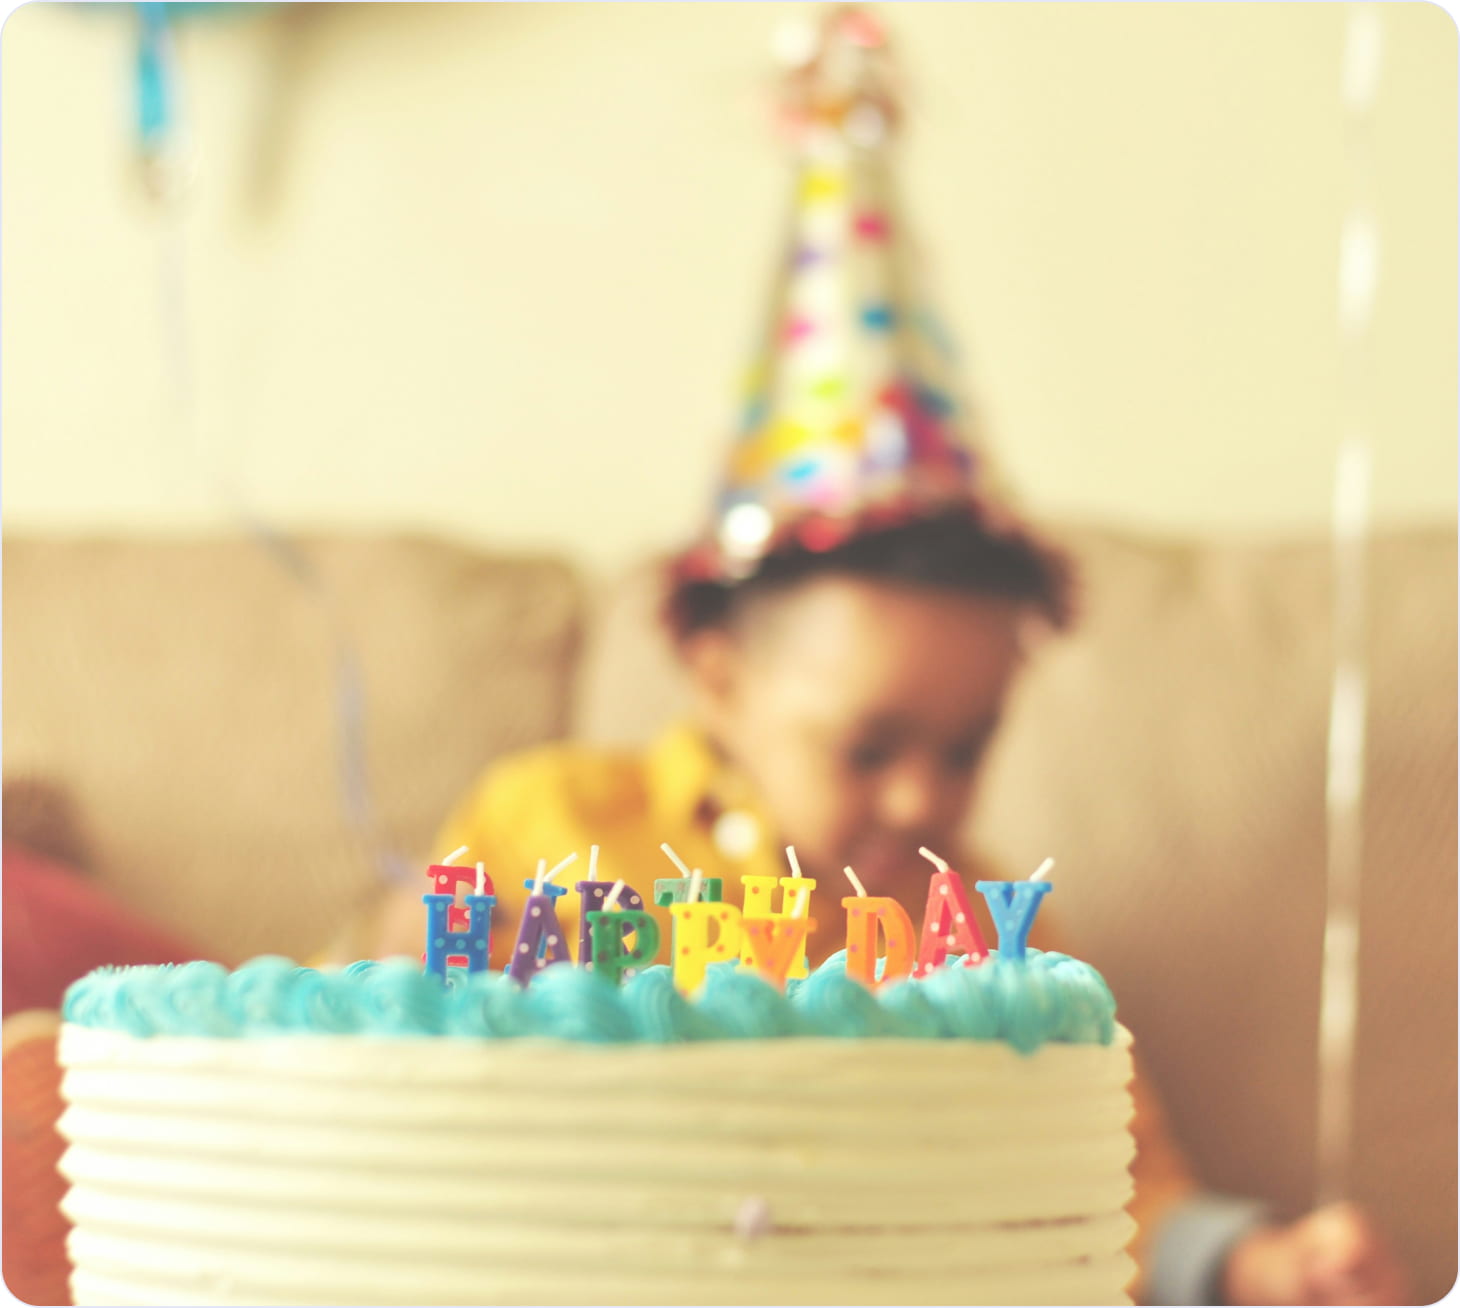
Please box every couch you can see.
[4,525,1455,1302]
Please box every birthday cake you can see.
[57,942,1135,1307]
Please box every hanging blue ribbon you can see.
[134,4,174,153]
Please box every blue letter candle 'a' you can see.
[973,881,1054,963]
[508,887,572,985]
[574,880,647,964]
[423,893,494,980]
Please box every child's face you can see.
[684,574,1025,893]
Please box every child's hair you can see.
[664,506,1075,641]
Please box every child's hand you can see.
[1222,1202,1410,1305]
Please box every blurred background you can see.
[2,4,1455,1305]
[2,2,1455,561]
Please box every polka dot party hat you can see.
[676,4,1033,584]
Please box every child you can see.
[359,9,1409,1301]
[360,502,1405,1305]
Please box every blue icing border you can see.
[62,949,1117,1053]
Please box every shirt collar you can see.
[644,720,785,880]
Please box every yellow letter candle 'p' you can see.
[669,902,743,995]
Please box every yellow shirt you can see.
[433,721,741,971]
[355,719,1196,1295]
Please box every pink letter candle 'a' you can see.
[914,871,989,978]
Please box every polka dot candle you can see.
[668,902,743,997]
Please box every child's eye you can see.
[943,738,986,773]
[846,741,895,774]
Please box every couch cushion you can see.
[574,525,1457,1302]
[3,535,581,962]
[976,527,1456,1304]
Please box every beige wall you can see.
[3,2,1454,572]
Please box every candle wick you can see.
[475,862,485,897]
[1030,857,1056,882]
[660,841,693,879]
[842,865,868,898]
[686,868,704,904]
[589,844,600,882]
[441,844,470,867]
[601,878,627,914]
[532,858,547,894]
[785,844,803,878]
[917,846,950,873]
[545,852,579,884]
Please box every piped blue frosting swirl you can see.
[62,947,1117,1053]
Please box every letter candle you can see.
[508,854,577,985]
[653,841,723,906]
[736,873,781,966]
[422,849,494,981]
[575,844,646,965]
[975,858,1054,963]
[670,868,743,995]
[739,846,815,988]
[519,861,570,962]
[777,845,815,980]
[585,878,661,985]
[426,845,494,934]
[740,916,810,989]
[912,846,989,978]
[841,865,915,987]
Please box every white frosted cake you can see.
[57,954,1136,1305]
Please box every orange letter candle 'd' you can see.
[669,871,743,995]
[912,846,990,978]
[840,866,915,988]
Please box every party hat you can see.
[676,4,1030,583]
